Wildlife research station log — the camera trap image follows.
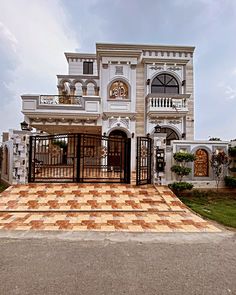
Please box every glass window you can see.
[83,62,93,75]
[151,74,179,94]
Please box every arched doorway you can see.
[155,126,180,145]
[108,130,128,170]
[194,149,209,177]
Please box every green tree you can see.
[169,152,196,194]
[171,152,196,182]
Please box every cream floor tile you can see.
[71,225,90,231]
[126,225,143,232]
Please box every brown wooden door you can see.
[108,130,127,170]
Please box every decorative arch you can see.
[150,70,181,85]
[194,148,209,177]
[85,79,97,87]
[108,78,130,99]
[71,79,85,87]
[151,125,181,146]
[59,78,72,88]
[151,73,180,94]
[109,129,127,139]
[58,79,73,95]
[107,127,131,138]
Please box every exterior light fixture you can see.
[154,124,162,133]
[20,121,30,131]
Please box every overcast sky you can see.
[0,0,236,140]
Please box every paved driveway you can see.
[0,184,220,232]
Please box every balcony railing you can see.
[22,94,101,118]
[146,94,190,115]
[39,95,82,105]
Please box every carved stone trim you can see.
[149,118,164,124]
[150,66,164,71]
[168,120,181,125]
[167,66,181,71]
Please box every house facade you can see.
[1,43,229,186]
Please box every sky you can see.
[0,0,236,140]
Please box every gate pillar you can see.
[153,132,167,185]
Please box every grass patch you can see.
[179,190,236,228]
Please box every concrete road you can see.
[0,231,235,295]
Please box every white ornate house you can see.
[1,43,229,186]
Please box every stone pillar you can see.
[70,85,76,96]
[153,132,167,185]
[10,130,32,185]
[82,86,87,96]
[94,86,100,96]
[57,85,63,95]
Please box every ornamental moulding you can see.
[102,113,136,121]
[150,66,164,71]
[168,120,181,125]
[167,66,181,71]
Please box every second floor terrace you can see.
[22,94,101,120]
[146,93,190,118]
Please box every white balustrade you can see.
[147,96,188,112]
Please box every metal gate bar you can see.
[29,133,131,184]
[136,136,152,185]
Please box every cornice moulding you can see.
[96,43,195,53]
[65,52,96,61]
[97,49,142,58]
[142,58,190,64]
[57,75,99,80]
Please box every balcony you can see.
[22,95,101,119]
[146,94,190,118]
[21,94,101,133]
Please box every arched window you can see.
[87,82,95,96]
[194,149,209,177]
[75,82,83,96]
[151,74,179,94]
[109,81,128,99]
[155,127,179,146]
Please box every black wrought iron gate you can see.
[29,133,131,183]
[136,136,152,185]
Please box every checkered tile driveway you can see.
[0,184,220,232]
